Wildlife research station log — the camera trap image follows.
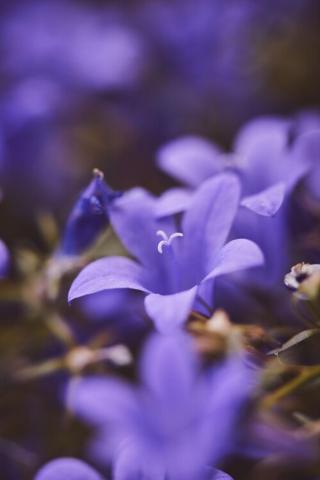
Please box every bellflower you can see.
[69,174,263,333]
[156,117,310,218]
[36,334,253,480]
[232,119,320,284]
[157,116,316,285]
[59,169,122,257]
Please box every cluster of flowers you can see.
[23,114,320,479]
[1,0,319,213]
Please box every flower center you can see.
[156,230,183,254]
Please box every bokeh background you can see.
[0,0,320,246]
[1,1,320,479]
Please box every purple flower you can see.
[157,116,318,286]
[56,334,250,479]
[69,174,263,333]
[59,169,122,257]
[0,238,9,277]
[2,1,147,91]
[35,459,232,480]
[156,117,307,218]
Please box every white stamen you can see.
[156,230,168,241]
[156,230,183,254]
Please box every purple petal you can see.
[181,174,241,280]
[68,256,149,302]
[293,129,320,163]
[144,287,197,333]
[205,239,264,281]
[234,117,290,192]
[59,170,122,256]
[114,447,165,480]
[232,207,288,285]
[0,239,9,277]
[212,469,234,480]
[234,116,290,158]
[204,358,257,463]
[241,182,285,216]
[71,376,138,426]
[110,187,175,267]
[292,129,320,197]
[35,458,105,480]
[140,333,197,401]
[156,187,193,217]
[157,135,223,187]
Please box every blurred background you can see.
[0,0,320,248]
[1,1,320,479]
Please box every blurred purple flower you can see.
[72,334,252,479]
[157,116,318,286]
[156,117,306,218]
[35,458,232,480]
[78,289,147,341]
[2,1,147,91]
[69,174,263,333]
[59,170,122,257]
[138,0,313,130]
[0,239,9,278]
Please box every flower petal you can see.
[140,333,197,401]
[234,117,291,192]
[157,135,223,187]
[212,469,234,480]
[241,182,285,216]
[68,256,149,302]
[71,376,138,426]
[0,239,9,278]
[35,458,105,480]
[204,357,257,463]
[156,187,193,217]
[234,117,290,156]
[204,239,264,281]
[181,173,241,280]
[110,187,175,267]
[292,129,320,197]
[144,287,197,334]
[59,170,122,256]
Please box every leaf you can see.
[268,329,319,356]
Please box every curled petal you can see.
[212,469,234,480]
[68,256,149,302]
[205,239,264,282]
[241,182,285,217]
